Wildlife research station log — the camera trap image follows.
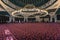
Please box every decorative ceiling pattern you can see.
[9,0,50,7]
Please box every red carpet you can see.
[0,23,60,40]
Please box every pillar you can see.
[35,16,40,22]
[50,16,53,22]
[24,17,28,22]
[54,15,57,22]
[12,17,15,22]
[8,16,12,23]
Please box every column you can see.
[8,17,12,23]
[54,15,57,22]
[35,16,40,22]
[24,17,28,22]
[50,16,53,22]
[24,17,25,22]
[12,17,15,22]
[19,20,21,23]
[23,15,28,22]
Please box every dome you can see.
[9,0,50,7]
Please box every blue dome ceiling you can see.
[9,0,50,7]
